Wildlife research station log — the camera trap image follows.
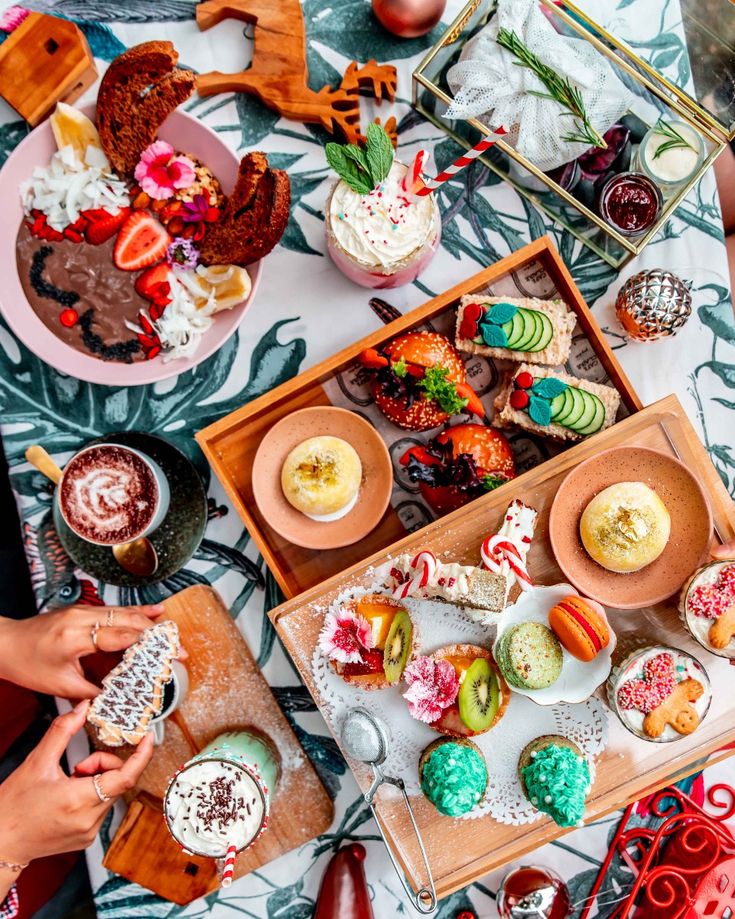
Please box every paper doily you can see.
[312,584,609,826]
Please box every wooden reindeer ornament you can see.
[196,0,397,143]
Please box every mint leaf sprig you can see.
[326,123,394,195]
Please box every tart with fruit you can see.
[403,644,508,737]
[318,594,417,690]
[359,331,484,431]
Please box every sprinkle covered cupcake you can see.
[419,738,488,817]
[518,735,591,827]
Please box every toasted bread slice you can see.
[456,295,577,366]
[494,363,620,443]
[96,41,196,177]
[428,644,509,738]
[198,152,290,267]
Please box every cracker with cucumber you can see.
[455,296,577,366]
[494,364,620,442]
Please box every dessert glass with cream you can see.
[679,560,735,660]
[326,161,441,289]
[636,120,704,196]
[58,443,169,545]
[164,730,280,858]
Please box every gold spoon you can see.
[25,445,159,577]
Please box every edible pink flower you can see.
[134,141,196,200]
[0,6,29,32]
[402,656,459,724]
[318,608,373,664]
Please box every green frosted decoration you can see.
[480,322,508,348]
[486,302,518,325]
[532,377,568,399]
[528,394,552,426]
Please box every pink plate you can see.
[0,105,261,386]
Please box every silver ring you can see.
[105,609,115,627]
[92,775,110,803]
[90,621,100,649]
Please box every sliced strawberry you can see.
[342,649,384,677]
[113,212,171,272]
[83,207,131,246]
[134,263,170,301]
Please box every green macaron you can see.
[496,622,563,690]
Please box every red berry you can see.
[145,345,162,360]
[205,206,221,222]
[463,302,484,322]
[59,308,79,328]
[458,317,478,341]
[456,912,477,919]
[516,371,534,390]
[510,389,529,409]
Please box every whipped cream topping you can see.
[165,759,264,858]
[392,554,476,601]
[329,161,436,269]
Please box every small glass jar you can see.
[497,865,572,919]
[598,171,662,237]
[636,120,705,196]
[679,560,735,660]
[606,645,711,743]
[325,161,441,289]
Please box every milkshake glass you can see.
[325,161,441,289]
[164,730,280,857]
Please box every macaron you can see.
[548,595,610,662]
[495,622,563,690]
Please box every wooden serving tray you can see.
[102,586,333,905]
[269,395,735,901]
[196,236,641,599]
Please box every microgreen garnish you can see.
[392,358,408,377]
[418,366,468,415]
[651,118,695,160]
[496,28,607,150]
[482,473,507,491]
[325,123,395,194]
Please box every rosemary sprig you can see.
[496,27,607,150]
[651,118,694,160]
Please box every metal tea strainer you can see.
[340,707,437,914]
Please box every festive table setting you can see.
[0,0,734,917]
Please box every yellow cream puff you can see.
[580,481,670,573]
[281,436,362,521]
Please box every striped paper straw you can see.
[221,843,237,887]
[402,148,429,196]
[414,127,508,196]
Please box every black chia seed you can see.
[78,309,141,363]
[29,246,80,308]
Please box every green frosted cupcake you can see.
[496,622,563,690]
[419,738,488,817]
[519,734,591,827]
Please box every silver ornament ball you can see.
[615,269,692,342]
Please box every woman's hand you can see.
[0,701,153,866]
[0,603,164,699]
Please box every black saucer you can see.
[54,432,207,587]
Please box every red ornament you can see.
[59,308,79,328]
[313,843,374,919]
[371,0,446,38]
[510,389,529,410]
[456,911,477,919]
[516,371,534,390]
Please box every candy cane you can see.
[481,535,532,590]
[393,550,438,599]
[414,128,508,196]
[221,843,237,887]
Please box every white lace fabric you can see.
[312,584,609,826]
[445,0,633,172]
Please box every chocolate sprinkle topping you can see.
[78,309,140,363]
[29,246,80,308]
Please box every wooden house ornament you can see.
[0,12,97,126]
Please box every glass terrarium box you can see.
[413,0,734,267]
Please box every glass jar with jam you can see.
[598,171,663,237]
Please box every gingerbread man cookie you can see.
[643,678,704,738]
[710,603,735,650]
[684,562,735,652]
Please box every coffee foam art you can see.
[60,445,158,543]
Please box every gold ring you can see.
[92,775,110,804]
[90,622,100,649]
[105,609,115,627]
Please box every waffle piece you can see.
[198,152,291,267]
[88,620,181,746]
[96,41,196,177]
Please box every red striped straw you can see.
[414,127,508,196]
[221,843,237,887]
[402,148,430,196]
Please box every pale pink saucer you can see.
[0,104,261,386]
[252,407,393,550]
[549,446,712,609]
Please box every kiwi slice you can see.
[383,610,412,684]
[458,658,499,732]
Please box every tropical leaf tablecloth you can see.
[0,0,734,916]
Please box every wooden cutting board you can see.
[102,585,334,905]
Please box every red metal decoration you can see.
[579,783,735,919]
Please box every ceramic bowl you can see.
[549,446,712,609]
[252,406,393,550]
[0,104,261,385]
